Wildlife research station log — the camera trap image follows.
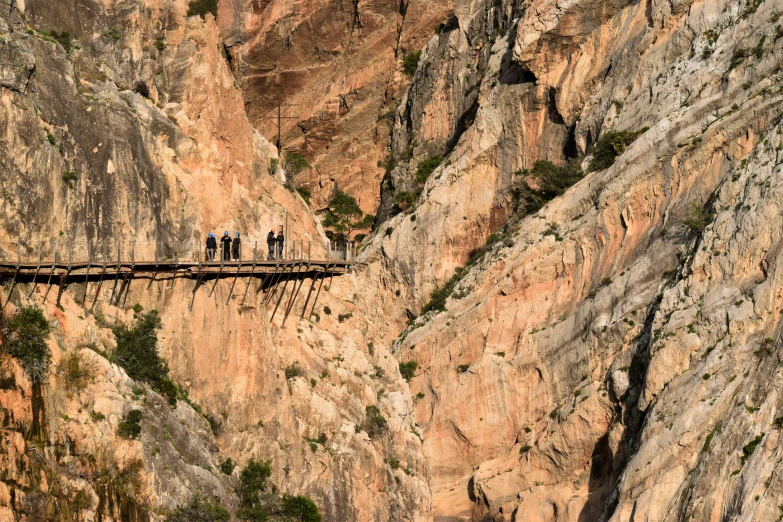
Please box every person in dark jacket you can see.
[220,231,232,261]
[205,233,217,261]
[276,228,285,260]
[267,230,276,260]
[232,233,241,261]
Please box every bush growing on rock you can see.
[399,360,418,381]
[219,457,236,475]
[363,405,388,439]
[322,189,374,240]
[117,409,142,439]
[284,362,303,380]
[588,129,647,172]
[512,160,584,214]
[414,155,443,184]
[682,204,713,234]
[402,50,422,76]
[285,152,311,176]
[187,0,218,19]
[112,311,178,405]
[236,458,321,521]
[6,306,51,382]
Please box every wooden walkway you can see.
[0,259,353,326]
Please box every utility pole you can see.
[263,101,299,151]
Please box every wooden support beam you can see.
[189,270,205,312]
[27,245,42,299]
[55,272,69,307]
[42,241,57,303]
[299,274,318,320]
[226,257,243,305]
[109,243,122,305]
[208,253,225,298]
[91,261,107,311]
[308,264,328,319]
[263,263,287,306]
[282,262,310,327]
[241,249,258,306]
[81,243,91,306]
[270,263,295,321]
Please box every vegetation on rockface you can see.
[62,351,95,393]
[682,203,714,234]
[394,190,418,211]
[284,152,311,176]
[363,405,388,439]
[322,190,374,242]
[398,360,418,381]
[512,160,584,214]
[296,187,312,205]
[112,310,178,405]
[62,171,77,188]
[6,306,51,382]
[237,459,322,521]
[414,155,443,184]
[187,0,218,19]
[588,129,647,172]
[170,494,231,522]
[134,81,151,99]
[44,29,72,53]
[117,410,143,439]
[402,50,422,77]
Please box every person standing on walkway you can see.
[232,233,241,261]
[267,229,276,260]
[206,233,217,261]
[221,231,232,262]
[276,228,285,260]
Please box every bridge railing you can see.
[1,238,357,266]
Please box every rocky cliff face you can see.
[3,0,783,520]
[218,0,453,214]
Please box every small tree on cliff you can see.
[322,190,374,242]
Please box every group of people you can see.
[204,228,285,262]
[205,231,242,261]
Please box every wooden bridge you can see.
[0,239,357,327]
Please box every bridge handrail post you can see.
[16,240,20,269]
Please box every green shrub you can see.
[155,38,165,52]
[7,306,51,382]
[398,360,418,381]
[219,457,236,475]
[62,351,94,392]
[296,186,312,205]
[387,457,400,469]
[117,409,143,439]
[682,204,713,234]
[740,434,764,464]
[280,495,322,522]
[46,29,72,53]
[187,0,218,19]
[402,50,422,77]
[456,364,470,373]
[237,458,272,520]
[46,133,57,146]
[284,362,303,380]
[104,27,122,43]
[285,152,311,176]
[62,171,77,188]
[169,494,231,522]
[323,306,332,315]
[588,129,646,172]
[112,311,178,405]
[337,312,353,323]
[513,160,584,213]
[519,445,531,453]
[414,155,443,184]
[394,190,417,211]
[364,405,387,439]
